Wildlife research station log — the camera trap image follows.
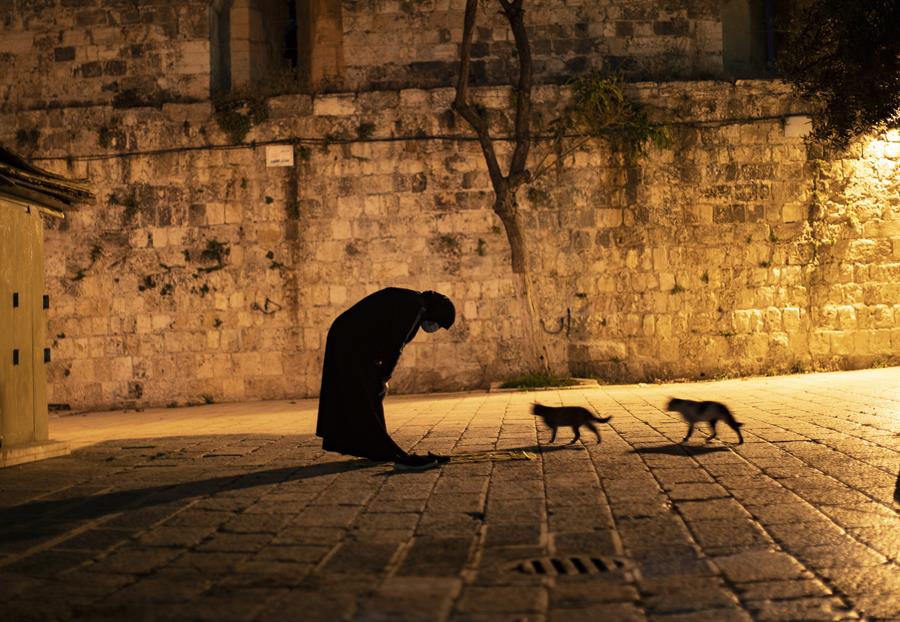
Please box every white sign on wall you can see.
[783,116,812,138]
[265,145,294,167]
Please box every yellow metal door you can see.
[0,200,38,448]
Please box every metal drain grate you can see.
[513,555,630,576]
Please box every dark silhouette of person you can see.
[316,287,455,469]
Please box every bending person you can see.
[316,287,455,469]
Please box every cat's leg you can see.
[682,422,694,443]
[707,419,718,442]
[730,424,744,444]
[549,426,557,443]
[585,421,601,442]
[568,426,581,444]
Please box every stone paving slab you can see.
[1,368,898,621]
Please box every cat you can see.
[532,403,612,444]
[666,398,744,445]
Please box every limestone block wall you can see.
[1,0,726,116]
[0,1,211,113]
[341,0,722,90]
[0,80,897,411]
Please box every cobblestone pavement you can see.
[1,368,898,621]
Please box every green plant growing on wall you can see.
[533,73,671,178]
[212,91,269,144]
[525,186,550,206]
[434,234,462,256]
[322,130,350,150]
[97,124,122,149]
[266,250,286,269]
[15,127,40,153]
[138,275,156,291]
[357,122,376,139]
[112,86,173,109]
[108,188,141,223]
[198,239,230,273]
[429,234,463,275]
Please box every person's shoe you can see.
[394,453,440,471]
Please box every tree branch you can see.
[502,0,532,188]
[453,0,505,191]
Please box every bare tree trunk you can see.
[453,0,550,373]
[494,191,550,372]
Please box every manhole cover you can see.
[511,555,634,577]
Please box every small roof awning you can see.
[0,146,93,217]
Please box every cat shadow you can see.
[630,443,731,456]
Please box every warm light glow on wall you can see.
[861,128,900,170]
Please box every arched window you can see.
[209,0,343,96]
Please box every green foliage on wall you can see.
[778,0,900,147]
[559,73,671,158]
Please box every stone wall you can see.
[0,1,211,112]
[1,79,897,411]
[341,0,722,90]
[1,0,725,114]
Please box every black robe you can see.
[316,288,426,460]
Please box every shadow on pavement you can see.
[0,458,380,544]
[630,443,730,456]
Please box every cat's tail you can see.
[592,414,612,423]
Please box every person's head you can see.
[420,290,455,333]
